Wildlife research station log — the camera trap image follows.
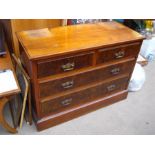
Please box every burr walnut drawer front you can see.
[39,59,135,98]
[37,52,93,78]
[97,42,141,64]
[41,76,129,116]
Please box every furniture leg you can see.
[19,76,29,128]
[0,98,17,133]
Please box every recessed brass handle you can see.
[61,98,72,106]
[62,62,75,71]
[107,84,116,92]
[111,68,120,75]
[115,51,125,59]
[62,80,74,89]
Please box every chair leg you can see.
[19,76,29,128]
[0,98,17,133]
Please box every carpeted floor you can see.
[0,61,155,135]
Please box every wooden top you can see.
[0,45,20,97]
[17,22,144,60]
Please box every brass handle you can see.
[107,84,116,92]
[62,80,74,89]
[62,62,75,71]
[111,68,120,75]
[115,51,125,59]
[61,98,72,106]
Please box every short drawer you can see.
[41,76,129,116]
[37,52,93,78]
[97,42,141,64]
[39,59,135,98]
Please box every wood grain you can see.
[17,22,144,130]
[37,51,93,78]
[41,76,129,116]
[35,90,128,131]
[17,22,144,60]
[39,59,135,98]
[1,19,62,56]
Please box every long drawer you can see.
[97,42,141,64]
[41,76,129,116]
[37,52,94,78]
[39,59,135,98]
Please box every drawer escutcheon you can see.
[107,84,116,92]
[61,98,72,106]
[62,62,75,71]
[61,80,74,89]
[115,51,125,59]
[111,68,120,75]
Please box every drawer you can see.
[97,42,141,64]
[41,76,129,116]
[39,59,135,98]
[37,52,93,78]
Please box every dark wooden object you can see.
[16,22,144,131]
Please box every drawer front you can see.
[39,59,135,98]
[37,52,93,78]
[97,43,141,64]
[41,76,129,116]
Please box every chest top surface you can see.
[17,21,144,60]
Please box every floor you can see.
[0,61,155,135]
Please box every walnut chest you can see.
[17,22,144,131]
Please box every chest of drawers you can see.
[17,22,144,131]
